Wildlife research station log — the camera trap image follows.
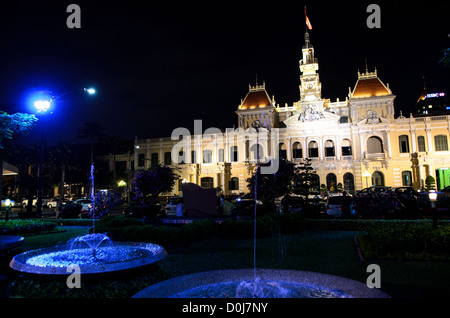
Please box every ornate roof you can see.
[238,82,274,110]
[349,69,392,99]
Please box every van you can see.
[327,195,356,218]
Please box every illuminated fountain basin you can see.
[9,233,167,275]
[133,269,390,298]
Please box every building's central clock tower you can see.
[299,32,322,102]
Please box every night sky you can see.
[0,1,448,146]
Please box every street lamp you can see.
[33,87,96,218]
[34,97,51,218]
[84,88,96,95]
[428,189,438,228]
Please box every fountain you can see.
[9,164,167,276]
[133,269,389,298]
[0,236,25,252]
[9,233,167,275]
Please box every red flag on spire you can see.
[305,7,312,30]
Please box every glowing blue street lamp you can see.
[84,88,96,95]
[33,87,96,218]
[33,100,51,113]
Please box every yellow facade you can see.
[134,32,450,196]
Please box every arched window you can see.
[367,136,383,153]
[229,177,239,190]
[341,139,352,156]
[326,173,337,192]
[324,140,335,157]
[230,146,238,162]
[250,143,264,161]
[203,149,212,163]
[164,152,171,165]
[308,141,319,158]
[138,153,145,167]
[279,143,287,160]
[435,135,449,151]
[417,136,426,152]
[218,148,224,162]
[201,177,214,188]
[292,142,302,159]
[151,153,159,167]
[402,171,412,186]
[399,135,410,153]
[372,171,384,186]
[310,174,320,192]
[343,173,355,194]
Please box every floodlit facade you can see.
[134,32,450,196]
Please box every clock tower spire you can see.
[299,31,322,102]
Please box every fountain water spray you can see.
[89,163,96,232]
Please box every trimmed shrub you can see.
[359,221,450,261]
[0,219,56,235]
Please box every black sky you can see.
[0,1,448,146]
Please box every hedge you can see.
[0,219,57,236]
[358,222,450,261]
[92,214,306,248]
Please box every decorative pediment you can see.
[283,109,341,128]
[244,126,270,134]
[357,110,391,126]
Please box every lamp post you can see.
[428,189,438,228]
[33,88,96,218]
[34,99,51,218]
[4,198,11,222]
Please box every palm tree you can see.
[49,142,72,198]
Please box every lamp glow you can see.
[84,88,96,95]
[34,100,51,113]
[428,190,437,201]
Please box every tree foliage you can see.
[246,159,297,205]
[0,111,38,148]
[132,164,180,205]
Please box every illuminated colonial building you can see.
[134,32,450,195]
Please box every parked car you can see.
[46,197,68,209]
[326,195,356,218]
[57,202,82,219]
[165,196,184,217]
[231,199,265,219]
[355,186,392,196]
[74,199,93,212]
[123,202,162,219]
[22,197,37,208]
[441,185,450,197]
[279,195,305,213]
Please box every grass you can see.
[3,225,450,298]
[157,230,450,298]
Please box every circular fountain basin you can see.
[0,235,25,251]
[9,242,167,275]
[133,269,390,298]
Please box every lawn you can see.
[3,224,450,298]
